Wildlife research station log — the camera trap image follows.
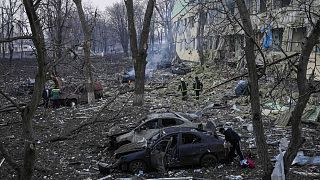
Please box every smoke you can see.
[126,44,171,80]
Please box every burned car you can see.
[171,63,192,75]
[100,127,227,173]
[57,81,103,106]
[107,112,202,148]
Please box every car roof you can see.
[160,126,204,134]
[146,112,190,122]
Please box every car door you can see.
[133,119,161,142]
[178,132,205,166]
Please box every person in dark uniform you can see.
[42,86,51,108]
[193,76,203,100]
[178,78,188,100]
[219,127,244,162]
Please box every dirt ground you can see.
[0,55,319,180]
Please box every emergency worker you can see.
[178,78,188,100]
[193,76,203,100]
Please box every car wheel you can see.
[128,160,146,173]
[200,154,218,167]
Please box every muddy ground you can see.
[0,55,319,180]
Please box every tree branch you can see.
[0,35,33,43]
[0,142,21,177]
[205,52,300,93]
[0,90,24,112]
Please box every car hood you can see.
[114,140,147,156]
[107,126,131,137]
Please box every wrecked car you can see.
[57,81,103,106]
[16,78,35,95]
[107,112,202,148]
[171,63,192,75]
[101,127,227,173]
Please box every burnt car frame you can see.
[107,112,202,148]
[56,81,103,106]
[105,127,227,173]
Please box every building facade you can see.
[172,0,320,70]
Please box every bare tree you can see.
[106,2,129,56]
[45,0,73,75]
[196,0,206,65]
[73,0,95,104]
[284,18,320,174]
[124,0,155,106]
[235,0,273,178]
[232,0,320,178]
[155,0,176,61]
[0,0,47,179]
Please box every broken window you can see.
[272,28,284,51]
[259,0,266,13]
[153,134,178,152]
[273,0,291,9]
[189,16,195,28]
[181,133,201,144]
[226,0,235,15]
[142,119,159,129]
[282,0,291,7]
[291,27,306,52]
[161,118,177,127]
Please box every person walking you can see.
[219,127,244,162]
[178,78,188,100]
[193,76,203,100]
[42,86,51,108]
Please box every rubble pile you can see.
[0,57,320,179]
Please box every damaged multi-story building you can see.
[172,0,320,77]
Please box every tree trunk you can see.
[1,8,5,59]
[73,0,95,104]
[284,19,320,174]
[235,0,272,179]
[124,0,155,106]
[133,55,146,105]
[197,2,206,66]
[55,0,63,75]
[21,1,47,179]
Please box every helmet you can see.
[181,78,184,81]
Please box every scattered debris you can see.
[292,151,320,166]
[224,175,244,180]
[0,158,5,167]
[271,148,285,180]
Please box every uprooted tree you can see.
[124,0,156,106]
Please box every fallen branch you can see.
[0,35,33,43]
[145,85,167,92]
[0,103,27,113]
[0,90,24,112]
[205,52,300,93]
[0,158,5,167]
[46,91,132,143]
[0,142,21,177]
